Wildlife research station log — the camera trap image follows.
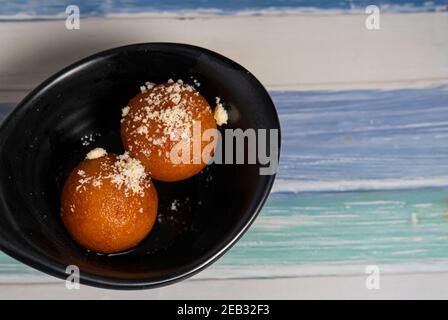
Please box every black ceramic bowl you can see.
[0,43,280,289]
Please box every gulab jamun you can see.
[120,80,217,182]
[60,148,158,254]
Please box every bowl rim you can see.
[0,42,281,290]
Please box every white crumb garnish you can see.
[145,81,155,90]
[109,152,148,196]
[136,125,148,135]
[170,93,181,104]
[81,132,101,146]
[170,199,179,211]
[86,147,107,160]
[214,104,228,126]
[122,106,130,117]
[92,179,102,188]
[125,79,212,158]
[76,177,91,192]
[75,152,149,197]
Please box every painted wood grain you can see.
[2,87,448,281]
[1,12,447,96]
[1,4,447,299]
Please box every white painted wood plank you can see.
[1,272,448,299]
[0,12,447,104]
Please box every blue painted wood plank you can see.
[0,103,13,122]
[1,0,446,20]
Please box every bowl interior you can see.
[0,43,279,288]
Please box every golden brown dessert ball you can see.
[60,148,158,254]
[120,80,217,182]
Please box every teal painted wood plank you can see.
[211,189,448,276]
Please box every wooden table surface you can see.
[1,7,448,299]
